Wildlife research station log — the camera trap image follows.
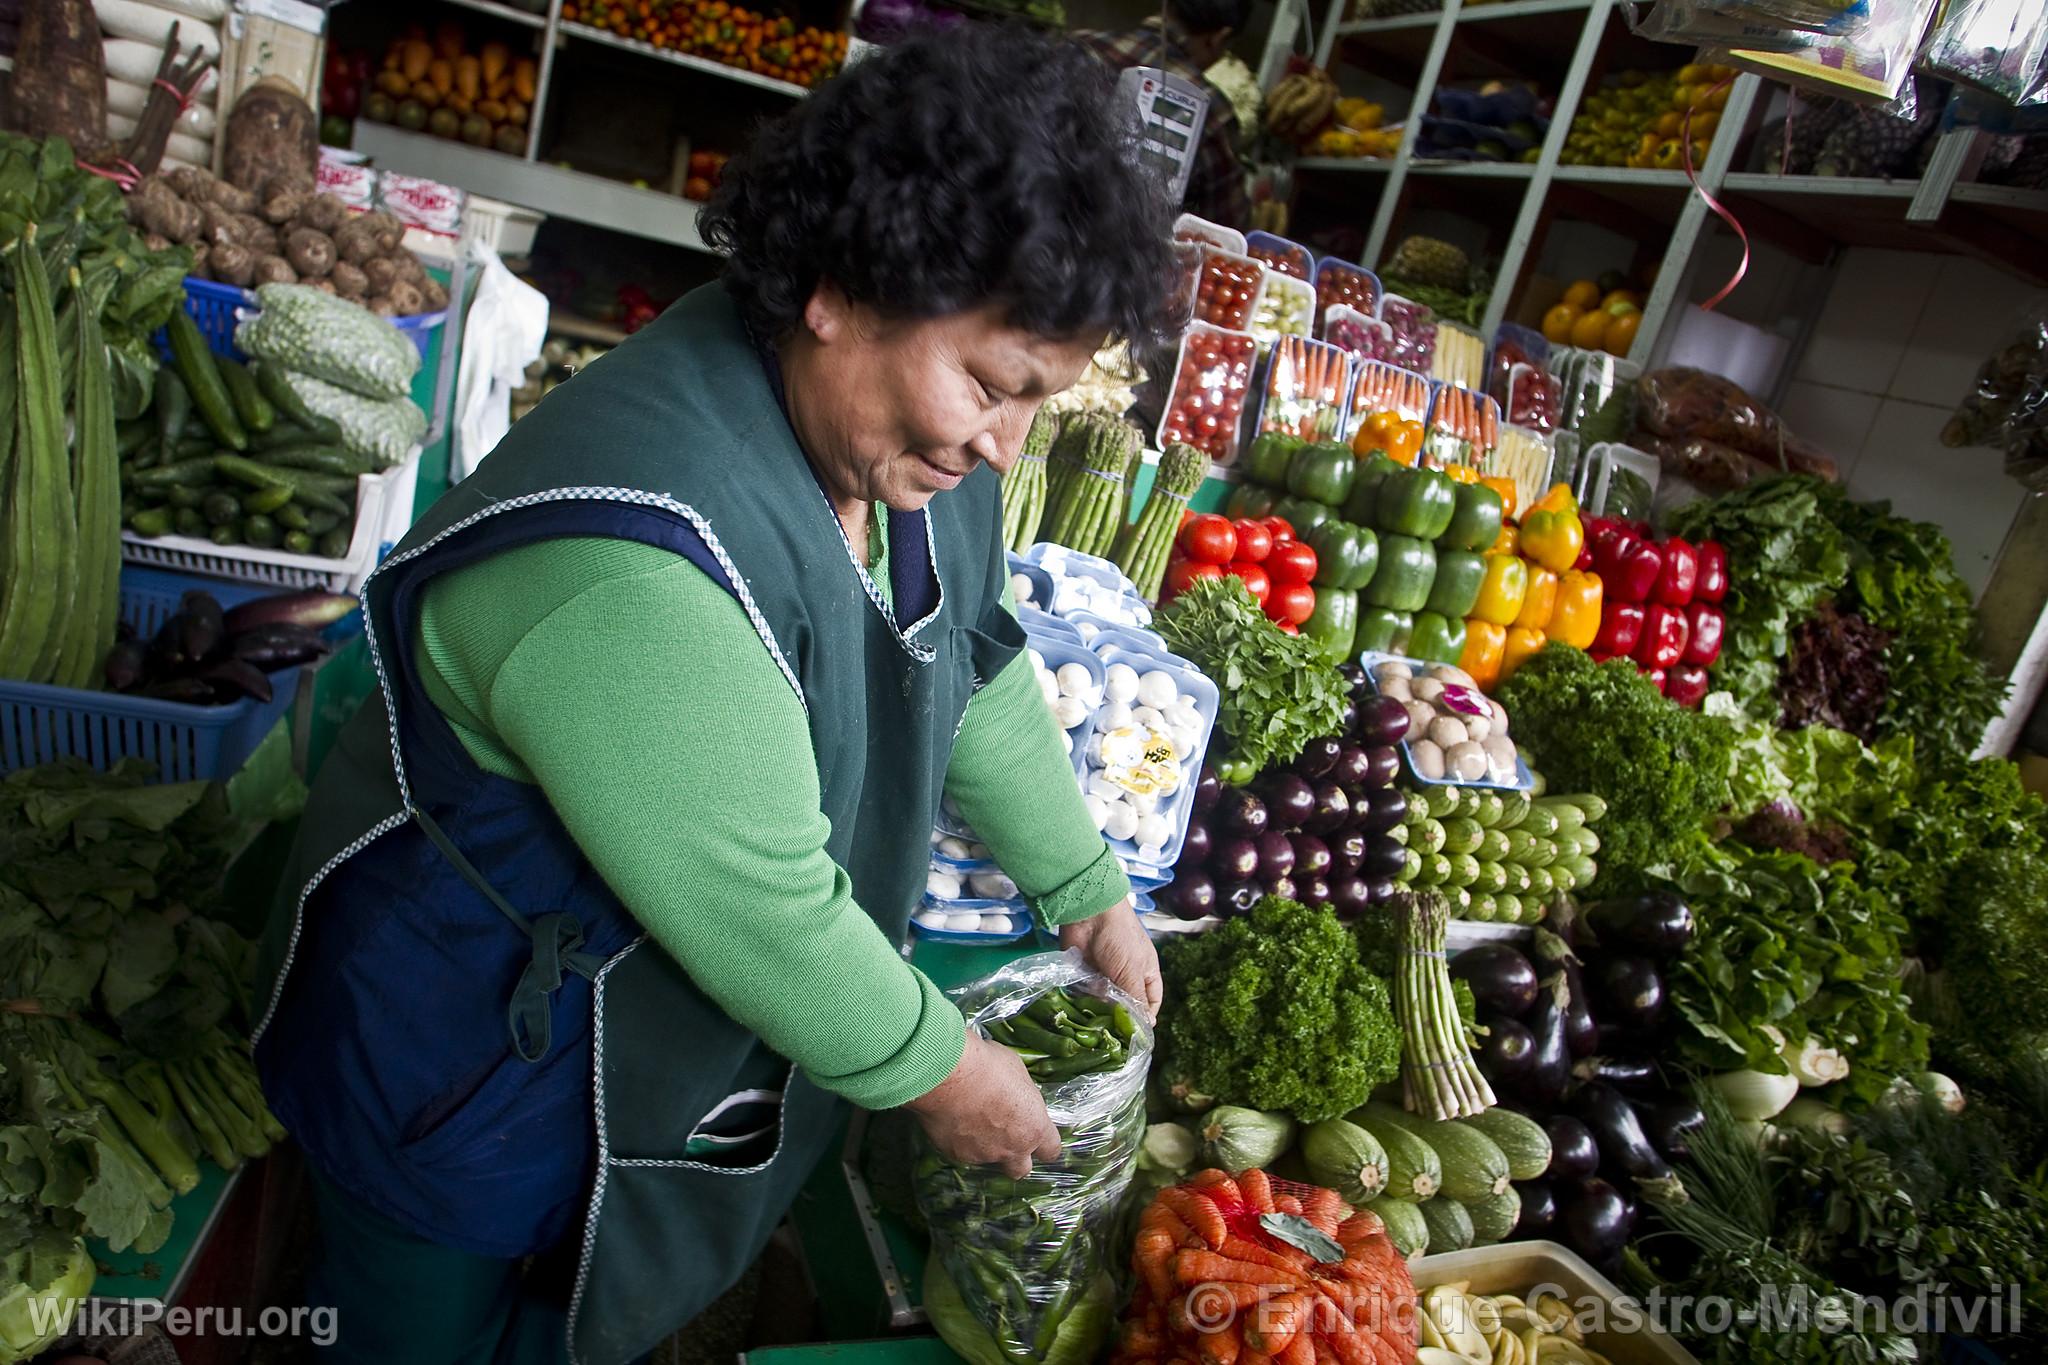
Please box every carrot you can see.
[1336,1211,1385,1246]
[1302,1187,1351,1234]
[1175,1250,1308,1291]
[1163,1187,1230,1249]
[1137,1229,1182,1303]
[1277,1333,1318,1365]
[1276,1194,1304,1216]
[1318,1303,1376,1365]
[1240,1168,1276,1215]
[1200,1323,1245,1365]
[1143,1201,1201,1249]
[1244,1288,1312,1355]
[1124,1316,1170,1354]
[1220,1234,1312,1275]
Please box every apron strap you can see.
[412,805,607,1061]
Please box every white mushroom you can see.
[1412,676,1447,704]
[1137,669,1179,709]
[1104,663,1140,704]
[1405,700,1436,742]
[1379,674,1413,703]
[1411,738,1446,780]
[1446,740,1490,782]
[1464,712,1493,744]
[1426,716,1470,750]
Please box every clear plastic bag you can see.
[1918,0,2048,106]
[913,951,1153,1365]
[1942,309,2048,496]
[1699,0,1943,106]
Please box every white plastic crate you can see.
[462,195,546,257]
[119,463,396,594]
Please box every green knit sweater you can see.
[411,526,1125,1111]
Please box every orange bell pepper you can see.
[1520,507,1585,575]
[1550,569,1605,650]
[1491,523,1519,557]
[1515,565,1558,632]
[1460,618,1507,692]
[1501,626,1548,682]
[1532,482,1578,516]
[1390,419,1425,465]
[1480,475,1518,521]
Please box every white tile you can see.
[1888,258,2048,407]
[1777,380,1883,483]
[1847,397,2025,596]
[1794,249,1941,392]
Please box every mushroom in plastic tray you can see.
[1370,654,1529,789]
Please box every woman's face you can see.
[786,286,1102,514]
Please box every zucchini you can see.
[1350,1104,1441,1202]
[217,356,276,433]
[1474,792,1505,827]
[167,309,247,451]
[1519,805,1561,839]
[1440,818,1482,857]
[1412,818,1447,856]
[1462,1186,1521,1245]
[1524,867,1555,898]
[1457,1109,1552,1181]
[1574,828,1603,857]
[1424,786,1460,821]
[1198,1106,1295,1174]
[1538,798,1585,833]
[1417,1197,1474,1253]
[1300,1118,1388,1204]
[1495,893,1524,924]
[1362,1195,1428,1256]
[1569,792,1609,822]
[1523,837,1559,868]
[1496,791,1531,828]
[1503,829,1535,862]
[1370,1105,1510,1203]
[1478,829,1512,864]
[254,360,345,443]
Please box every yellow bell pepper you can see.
[1515,565,1558,631]
[1480,475,1518,521]
[1550,569,1605,650]
[1531,482,1578,516]
[1460,618,1507,692]
[1441,463,1480,485]
[1501,626,1547,682]
[1473,554,1529,628]
[1520,507,1585,575]
[1491,523,1520,557]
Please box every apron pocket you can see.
[678,1085,785,1169]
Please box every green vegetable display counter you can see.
[87,1165,242,1303]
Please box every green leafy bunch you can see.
[1495,645,1734,892]
[1156,575,1350,776]
[1157,897,1399,1123]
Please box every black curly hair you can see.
[701,25,1184,350]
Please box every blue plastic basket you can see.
[157,276,446,362]
[0,568,323,782]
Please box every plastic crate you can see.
[159,276,446,361]
[119,466,393,593]
[0,568,306,781]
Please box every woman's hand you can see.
[1059,900,1162,1021]
[903,1033,1061,1178]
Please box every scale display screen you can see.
[1117,66,1209,201]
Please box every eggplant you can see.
[1338,661,1368,696]
[1179,822,1213,869]
[1533,930,1600,1057]
[1212,837,1259,882]
[1330,874,1372,919]
[201,658,274,704]
[140,676,217,704]
[1357,695,1410,747]
[1329,831,1366,874]
[1255,831,1297,880]
[1357,786,1408,834]
[1290,833,1332,878]
[102,639,147,691]
[1295,736,1342,779]
[1193,767,1222,813]
[1474,1016,1536,1088]
[1594,1023,1657,1058]
[1331,744,1372,787]
[1360,838,1408,882]
[1363,745,1401,790]
[1638,1097,1707,1163]
[1261,774,1315,829]
[228,622,329,671]
[222,588,358,636]
[1334,696,1359,738]
[1450,944,1540,1017]
[1218,788,1269,838]
[1220,881,1260,915]
[1585,891,1695,957]
[1587,954,1667,1029]
[1363,877,1400,906]
[1572,1055,1658,1089]
[1518,973,1574,1105]
[1571,1082,1681,1193]
[146,615,192,673]
[1513,1179,1560,1239]
[1559,1179,1631,1264]
[177,590,226,663]
[1168,873,1216,921]
[1300,876,1331,908]
[1543,1115,1599,1179]
[1307,781,1352,833]
[1263,874,1298,901]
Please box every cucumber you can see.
[1462,1186,1521,1245]
[259,443,375,477]
[1351,1103,1441,1202]
[1371,1106,1510,1203]
[316,527,351,559]
[1301,1117,1389,1204]
[154,364,191,450]
[1363,1195,1429,1256]
[167,309,248,451]
[1418,1197,1474,1253]
[217,357,276,433]
[1458,1109,1552,1181]
[1440,818,1483,857]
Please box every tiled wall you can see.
[1775,248,2042,599]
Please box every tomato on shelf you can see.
[1266,539,1317,586]
[1178,514,1237,565]
[1229,561,1272,606]
[1231,518,1274,563]
[1158,325,1258,463]
[1193,248,1263,331]
[1266,579,1316,626]
[1165,558,1224,597]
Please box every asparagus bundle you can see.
[1396,892,1497,1120]
[1045,417,1139,558]
[1001,408,1059,552]
[1114,442,1205,602]
[1042,412,1098,528]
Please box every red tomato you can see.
[1261,516,1296,545]
[1166,558,1224,596]
[1178,514,1237,565]
[1266,540,1318,586]
[1277,621,1300,635]
[1228,561,1272,605]
[1231,519,1274,563]
[1266,580,1316,625]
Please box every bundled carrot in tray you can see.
[1424,384,1501,474]
[1347,360,1434,436]
[1255,335,1355,442]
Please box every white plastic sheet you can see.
[451,237,549,483]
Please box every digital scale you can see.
[1116,65,1210,202]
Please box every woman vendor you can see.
[251,23,1182,1365]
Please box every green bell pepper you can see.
[1274,495,1335,538]
[1299,586,1358,661]
[1226,482,1281,521]
[1373,465,1458,541]
[1410,611,1468,666]
[1242,431,1305,490]
[1307,519,1379,592]
[1342,451,1401,525]
[1361,533,1437,613]
[1423,548,1486,619]
[1285,441,1357,508]
[1354,607,1413,656]
[1440,482,1505,552]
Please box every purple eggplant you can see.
[1451,944,1540,1017]
[1220,881,1261,915]
[1587,954,1667,1029]
[1362,745,1402,789]
[1295,736,1342,778]
[1532,930,1598,1057]
[1168,873,1217,921]
[1213,837,1260,882]
[228,622,329,671]
[1543,1115,1599,1179]
[1571,1082,1682,1194]
[1584,892,1695,957]
[1518,972,1574,1105]
[1338,661,1369,696]
[102,639,147,691]
[1572,1055,1658,1089]
[1559,1179,1631,1264]
[1361,838,1408,882]
[1358,695,1411,747]
[140,676,216,704]
[1363,877,1401,906]
[1307,781,1351,833]
[1193,767,1222,813]
[201,658,274,704]
[1179,822,1213,869]
[1261,774,1315,830]
[1263,874,1298,902]
[1330,874,1373,919]
[1638,1097,1707,1163]
[1329,831,1367,875]
[1513,1180,1560,1239]
[221,588,358,636]
[1256,832,1297,880]
[1299,876,1331,908]
[1357,786,1408,834]
[178,591,226,663]
[1291,833,1332,878]
[1474,1016,1536,1088]
[1331,744,1372,787]
[1218,788,1269,838]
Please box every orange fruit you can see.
[1604,310,1641,355]
[1562,279,1601,311]
[1606,297,1642,319]
[1570,309,1611,349]
[1600,288,1640,311]
[1654,111,1685,138]
[1542,302,1584,343]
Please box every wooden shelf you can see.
[559,21,810,98]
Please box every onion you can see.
[1707,1068,1801,1121]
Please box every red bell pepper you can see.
[1592,602,1645,657]
[1683,603,1724,667]
[1664,662,1711,707]
[1695,540,1729,604]
[1643,667,1667,691]
[1592,529,1663,604]
[1633,603,1691,671]
[1654,536,1698,607]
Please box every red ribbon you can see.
[1683,76,1749,314]
[154,76,195,113]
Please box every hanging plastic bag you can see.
[1918,0,2048,106]
[913,951,1153,1365]
[1941,309,2048,448]
[1701,0,1943,106]
[451,236,549,482]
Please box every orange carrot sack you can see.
[1110,1169,1420,1365]
[913,950,1157,1365]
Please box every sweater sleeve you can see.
[469,552,965,1111]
